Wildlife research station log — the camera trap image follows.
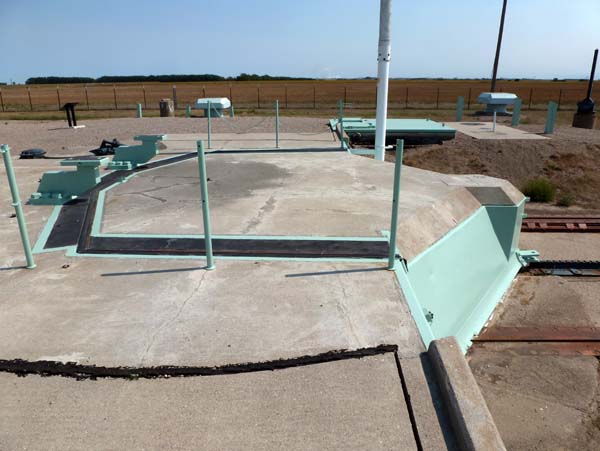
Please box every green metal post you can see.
[275,99,280,148]
[511,98,522,127]
[1,145,36,269]
[136,103,142,118]
[230,104,235,117]
[196,140,215,270]
[185,105,191,118]
[544,101,558,134]
[338,99,344,149]
[455,96,464,121]
[387,139,404,270]
[207,100,212,149]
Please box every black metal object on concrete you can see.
[61,102,79,127]
[19,148,47,159]
[89,139,123,156]
[573,49,598,128]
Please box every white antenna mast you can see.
[374,0,392,161]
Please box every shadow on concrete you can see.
[101,267,205,277]
[285,267,386,278]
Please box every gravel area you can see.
[0,117,330,155]
[400,125,600,209]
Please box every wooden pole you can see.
[313,85,316,108]
[528,88,533,109]
[0,88,4,112]
[113,85,118,110]
[142,86,147,109]
[85,86,90,110]
[56,86,61,110]
[405,87,408,108]
[27,87,33,111]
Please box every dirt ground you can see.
[398,122,600,210]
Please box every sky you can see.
[1,0,600,83]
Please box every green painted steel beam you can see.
[1,144,36,268]
[544,101,558,134]
[511,98,522,126]
[136,103,143,118]
[388,139,403,269]
[196,140,215,270]
[207,100,212,149]
[275,99,280,148]
[455,96,464,121]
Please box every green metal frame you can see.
[388,139,403,269]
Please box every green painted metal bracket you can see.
[30,156,109,205]
[1,144,36,268]
[455,96,464,121]
[544,101,558,134]
[136,103,143,118]
[511,98,522,126]
[516,249,540,265]
[107,134,167,170]
[185,105,191,118]
[230,104,235,117]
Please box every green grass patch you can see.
[522,177,556,202]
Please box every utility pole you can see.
[490,0,507,92]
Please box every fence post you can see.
[467,87,472,109]
[344,86,347,105]
[285,86,288,109]
[27,87,33,111]
[172,85,178,109]
[557,89,563,111]
[113,85,117,110]
[544,101,558,134]
[528,88,533,109]
[142,86,147,109]
[207,100,212,149]
[202,86,206,98]
[313,85,316,109]
[436,87,440,109]
[511,98,522,126]
[229,86,232,101]
[0,89,4,112]
[136,103,143,118]
[257,86,261,108]
[388,139,404,270]
[85,86,90,110]
[275,100,280,148]
[56,86,61,110]
[405,87,409,108]
[1,144,36,269]
[230,104,235,117]
[196,140,215,270]
[455,96,464,121]
[185,104,191,118]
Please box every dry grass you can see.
[0,79,590,113]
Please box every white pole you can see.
[492,110,497,132]
[374,0,392,162]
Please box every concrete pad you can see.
[0,254,423,367]
[494,275,600,327]
[0,354,418,451]
[520,232,600,260]
[447,122,549,140]
[470,346,600,451]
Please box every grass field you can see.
[0,79,591,113]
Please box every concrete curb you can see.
[428,336,506,451]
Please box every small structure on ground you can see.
[477,92,517,115]
[195,98,232,118]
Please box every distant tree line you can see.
[25,74,315,84]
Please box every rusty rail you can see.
[522,216,600,232]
